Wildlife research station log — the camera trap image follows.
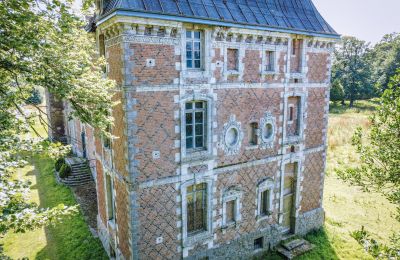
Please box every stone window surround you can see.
[287,104,295,124]
[246,120,259,149]
[181,27,211,80]
[260,112,277,149]
[223,45,244,80]
[261,47,279,75]
[256,178,275,221]
[283,92,306,144]
[181,177,214,247]
[103,169,116,226]
[221,187,243,228]
[221,114,243,156]
[180,93,214,162]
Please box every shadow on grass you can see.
[329,100,378,115]
[261,228,339,260]
[29,155,107,260]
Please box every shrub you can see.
[59,164,71,179]
[55,158,65,171]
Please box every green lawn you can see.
[0,155,108,259]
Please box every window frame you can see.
[265,50,275,72]
[105,172,115,222]
[226,48,239,71]
[248,122,259,146]
[185,30,203,70]
[186,183,208,235]
[185,101,207,151]
[181,178,214,247]
[256,178,274,221]
[222,187,242,228]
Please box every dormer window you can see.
[186,30,202,69]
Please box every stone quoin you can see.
[46,0,339,259]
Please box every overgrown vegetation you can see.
[0,155,107,259]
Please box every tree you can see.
[368,33,400,94]
[0,0,115,241]
[337,70,400,256]
[330,79,345,104]
[332,36,374,107]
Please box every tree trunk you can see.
[341,99,345,106]
[349,99,354,107]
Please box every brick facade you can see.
[47,10,336,259]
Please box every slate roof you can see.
[99,0,338,37]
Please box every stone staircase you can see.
[58,157,93,186]
[277,237,315,259]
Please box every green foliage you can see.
[368,33,400,93]
[0,0,114,248]
[1,155,107,259]
[330,80,345,104]
[55,158,65,171]
[351,226,400,259]
[332,36,374,107]
[25,88,43,105]
[58,163,71,179]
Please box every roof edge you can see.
[97,9,341,40]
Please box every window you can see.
[227,48,238,71]
[257,178,274,219]
[265,51,274,71]
[261,190,270,216]
[254,237,264,250]
[103,111,112,149]
[289,106,294,122]
[292,39,297,55]
[105,173,114,221]
[225,200,236,224]
[249,122,258,145]
[186,30,202,69]
[187,183,207,235]
[185,101,206,150]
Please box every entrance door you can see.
[81,131,87,158]
[282,163,297,233]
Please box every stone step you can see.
[282,239,305,251]
[60,179,92,186]
[65,175,92,181]
[71,169,90,174]
[277,239,315,260]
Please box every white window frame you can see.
[222,187,242,228]
[181,178,214,247]
[184,101,207,151]
[256,178,275,221]
[180,93,214,161]
[185,30,203,70]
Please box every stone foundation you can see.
[295,208,325,236]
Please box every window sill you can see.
[221,220,241,230]
[183,231,213,247]
[256,214,272,222]
[108,219,116,230]
[245,145,259,150]
[183,69,207,78]
[261,71,278,76]
[226,70,240,76]
[182,150,214,164]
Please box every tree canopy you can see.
[0,0,115,240]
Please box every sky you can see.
[74,0,399,44]
[313,0,400,44]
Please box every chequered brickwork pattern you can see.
[96,159,107,225]
[138,184,179,260]
[112,91,129,178]
[243,49,261,83]
[114,177,131,259]
[107,44,123,85]
[304,88,327,148]
[133,91,180,182]
[286,96,300,137]
[130,43,179,86]
[214,162,280,244]
[307,52,329,83]
[212,47,223,82]
[215,88,282,167]
[301,151,324,213]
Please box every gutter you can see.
[96,10,341,40]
